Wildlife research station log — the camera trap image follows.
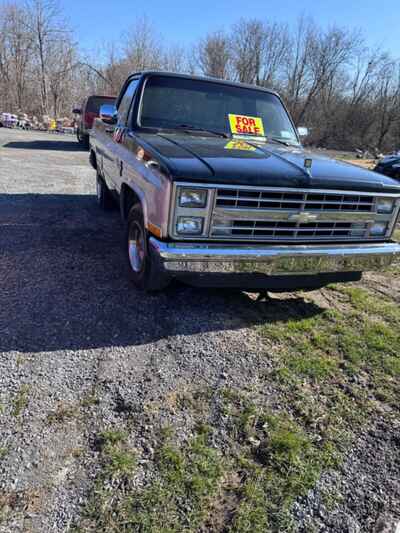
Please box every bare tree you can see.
[123,16,163,72]
[25,0,71,115]
[258,22,290,89]
[230,18,266,84]
[374,60,400,148]
[47,37,76,116]
[196,30,232,79]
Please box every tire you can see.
[96,173,114,210]
[77,129,89,149]
[126,204,168,292]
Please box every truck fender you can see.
[120,183,149,227]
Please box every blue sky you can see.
[65,0,400,58]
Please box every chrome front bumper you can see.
[149,238,400,276]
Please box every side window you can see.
[117,79,139,125]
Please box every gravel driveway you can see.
[0,129,270,531]
[0,129,399,533]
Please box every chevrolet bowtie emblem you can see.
[288,212,318,223]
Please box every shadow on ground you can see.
[0,193,323,353]
[4,139,86,152]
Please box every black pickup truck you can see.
[89,71,400,292]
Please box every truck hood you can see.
[138,133,400,194]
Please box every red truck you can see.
[73,95,116,149]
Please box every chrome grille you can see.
[215,189,375,212]
[213,221,368,239]
[210,187,398,242]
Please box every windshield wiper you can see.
[267,137,298,147]
[175,124,230,139]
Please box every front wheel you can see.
[126,204,168,292]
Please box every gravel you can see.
[294,419,400,533]
[0,128,399,532]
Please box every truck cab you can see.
[89,71,400,292]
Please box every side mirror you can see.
[297,126,309,137]
[72,108,81,115]
[99,104,117,125]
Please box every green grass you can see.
[261,288,400,401]
[80,426,224,532]
[12,385,30,417]
[77,395,341,532]
[93,429,137,479]
[0,447,8,461]
[47,402,78,424]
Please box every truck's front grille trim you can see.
[209,187,399,242]
[212,221,368,240]
[215,189,375,212]
[169,183,400,243]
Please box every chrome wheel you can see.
[128,222,145,273]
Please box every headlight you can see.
[176,217,204,235]
[369,222,387,236]
[376,198,394,214]
[179,188,208,208]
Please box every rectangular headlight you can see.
[176,216,204,235]
[376,198,394,214]
[179,188,208,208]
[370,222,387,236]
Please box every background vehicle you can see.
[90,71,400,292]
[1,113,18,128]
[374,154,400,181]
[73,95,116,149]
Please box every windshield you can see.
[86,97,115,113]
[140,76,299,144]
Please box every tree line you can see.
[1,1,399,151]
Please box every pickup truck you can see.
[89,71,400,292]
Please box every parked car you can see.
[1,113,18,128]
[89,71,400,292]
[374,154,400,181]
[73,95,116,148]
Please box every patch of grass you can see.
[12,385,30,417]
[80,394,99,408]
[222,394,339,531]
[0,447,8,461]
[79,425,226,532]
[93,429,136,481]
[97,429,127,447]
[104,447,136,478]
[261,294,400,395]
[47,402,78,424]
[79,396,340,532]
[70,447,84,459]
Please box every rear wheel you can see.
[96,173,114,210]
[77,129,89,149]
[126,204,168,292]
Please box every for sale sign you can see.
[228,114,265,136]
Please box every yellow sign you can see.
[228,114,265,136]
[224,140,256,151]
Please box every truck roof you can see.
[128,70,280,98]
